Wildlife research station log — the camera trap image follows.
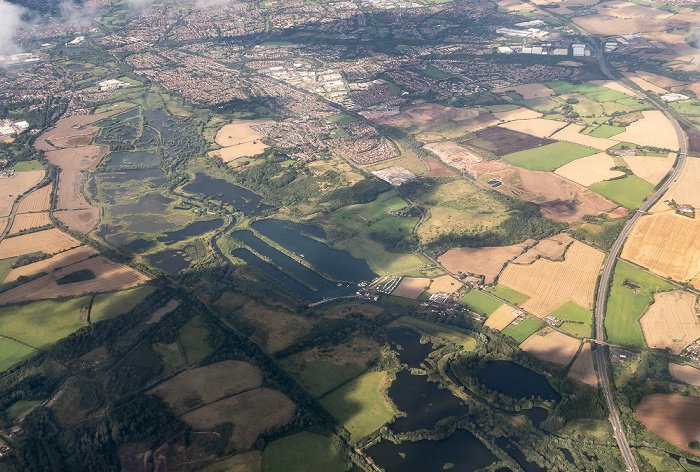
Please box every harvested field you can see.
[438,241,533,284]
[16,185,51,213]
[35,111,121,151]
[4,246,98,283]
[0,171,44,217]
[492,107,541,122]
[463,127,555,156]
[423,142,482,171]
[623,154,674,185]
[502,142,598,171]
[453,113,500,132]
[210,142,268,162]
[391,277,429,299]
[238,301,316,353]
[54,170,92,210]
[520,330,581,366]
[513,233,573,264]
[55,208,100,233]
[181,387,295,451]
[429,274,462,293]
[567,343,598,387]
[498,241,605,317]
[651,157,700,212]
[0,218,7,233]
[634,70,686,90]
[401,104,480,125]
[215,120,270,147]
[0,255,149,304]
[622,214,700,286]
[573,14,692,35]
[148,360,263,416]
[45,146,107,171]
[640,291,700,354]
[0,228,81,259]
[551,124,618,150]
[590,80,638,97]
[626,76,668,95]
[499,118,567,138]
[9,212,51,234]
[492,83,555,99]
[555,152,625,186]
[669,364,700,386]
[636,394,700,456]
[484,305,521,331]
[615,111,680,150]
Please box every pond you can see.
[96,168,165,184]
[184,173,272,216]
[112,193,173,217]
[126,238,153,252]
[475,361,561,402]
[387,326,434,369]
[148,249,190,275]
[366,429,497,472]
[251,218,374,283]
[101,150,158,168]
[123,214,175,233]
[388,370,469,433]
[157,219,224,244]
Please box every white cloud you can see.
[0,0,27,56]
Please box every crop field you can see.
[651,157,700,212]
[555,152,625,186]
[640,291,700,354]
[90,285,155,322]
[320,370,397,443]
[459,290,503,316]
[0,170,44,217]
[498,241,604,317]
[551,301,593,323]
[55,208,100,233]
[492,83,555,99]
[4,246,97,283]
[498,118,567,138]
[590,80,638,97]
[492,107,541,122]
[238,300,318,353]
[391,277,429,299]
[263,432,346,472]
[551,124,618,150]
[573,13,688,36]
[636,394,700,456]
[8,212,51,234]
[501,141,597,171]
[463,126,555,156]
[519,330,581,366]
[0,337,37,373]
[669,364,700,386]
[438,240,533,284]
[484,305,520,331]
[395,316,476,349]
[622,214,700,286]
[623,154,674,185]
[587,125,626,138]
[211,120,271,162]
[567,343,597,387]
[0,228,81,259]
[615,111,680,150]
[181,387,296,450]
[624,75,669,95]
[589,175,653,209]
[35,111,117,151]
[280,336,380,397]
[502,317,542,342]
[513,233,573,264]
[429,275,462,293]
[605,261,675,346]
[0,256,15,282]
[0,256,149,305]
[149,361,263,415]
[16,185,51,213]
[0,297,90,349]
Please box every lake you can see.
[184,173,272,216]
[475,361,561,402]
[158,219,224,244]
[387,326,434,369]
[148,249,190,275]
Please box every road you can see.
[586,38,688,472]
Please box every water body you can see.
[366,429,497,472]
[97,168,165,184]
[101,150,158,168]
[184,173,272,216]
[387,327,434,369]
[148,250,190,275]
[495,437,546,472]
[388,370,470,433]
[158,219,224,244]
[112,193,173,217]
[126,238,153,252]
[124,214,174,233]
[475,361,561,402]
[252,218,374,282]
[231,231,358,301]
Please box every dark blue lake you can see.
[387,326,434,369]
[251,218,375,282]
[366,429,497,472]
[148,250,190,275]
[184,173,272,216]
[157,219,224,244]
[475,361,561,402]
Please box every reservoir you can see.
[387,326,434,369]
[184,173,272,216]
[475,361,561,402]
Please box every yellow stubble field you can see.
[555,152,625,186]
[520,330,581,366]
[438,240,534,284]
[615,110,680,150]
[640,291,700,354]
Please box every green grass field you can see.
[330,190,411,234]
[545,81,629,102]
[459,290,503,316]
[671,99,700,116]
[325,114,357,124]
[639,449,685,472]
[396,316,476,350]
[551,301,592,323]
[5,399,42,421]
[605,261,675,346]
[502,142,597,171]
[502,317,542,343]
[281,358,366,398]
[560,322,591,338]
[0,337,38,373]
[90,285,155,322]
[0,297,91,349]
[589,175,654,209]
[334,235,425,275]
[320,371,397,443]
[0,257,17,284]
[422,65,450,79]
[12,160,44,172]
[486,284,530,306]
[263,432,347,472]
[587,124,625,138]
[178,315,215,364]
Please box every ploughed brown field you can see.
[462,127,556,156]
[567,342,598,388]
[636,394,700,456]
[438,240,534,284]
[391,277,429,299]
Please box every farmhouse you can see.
[677,204,695,218]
